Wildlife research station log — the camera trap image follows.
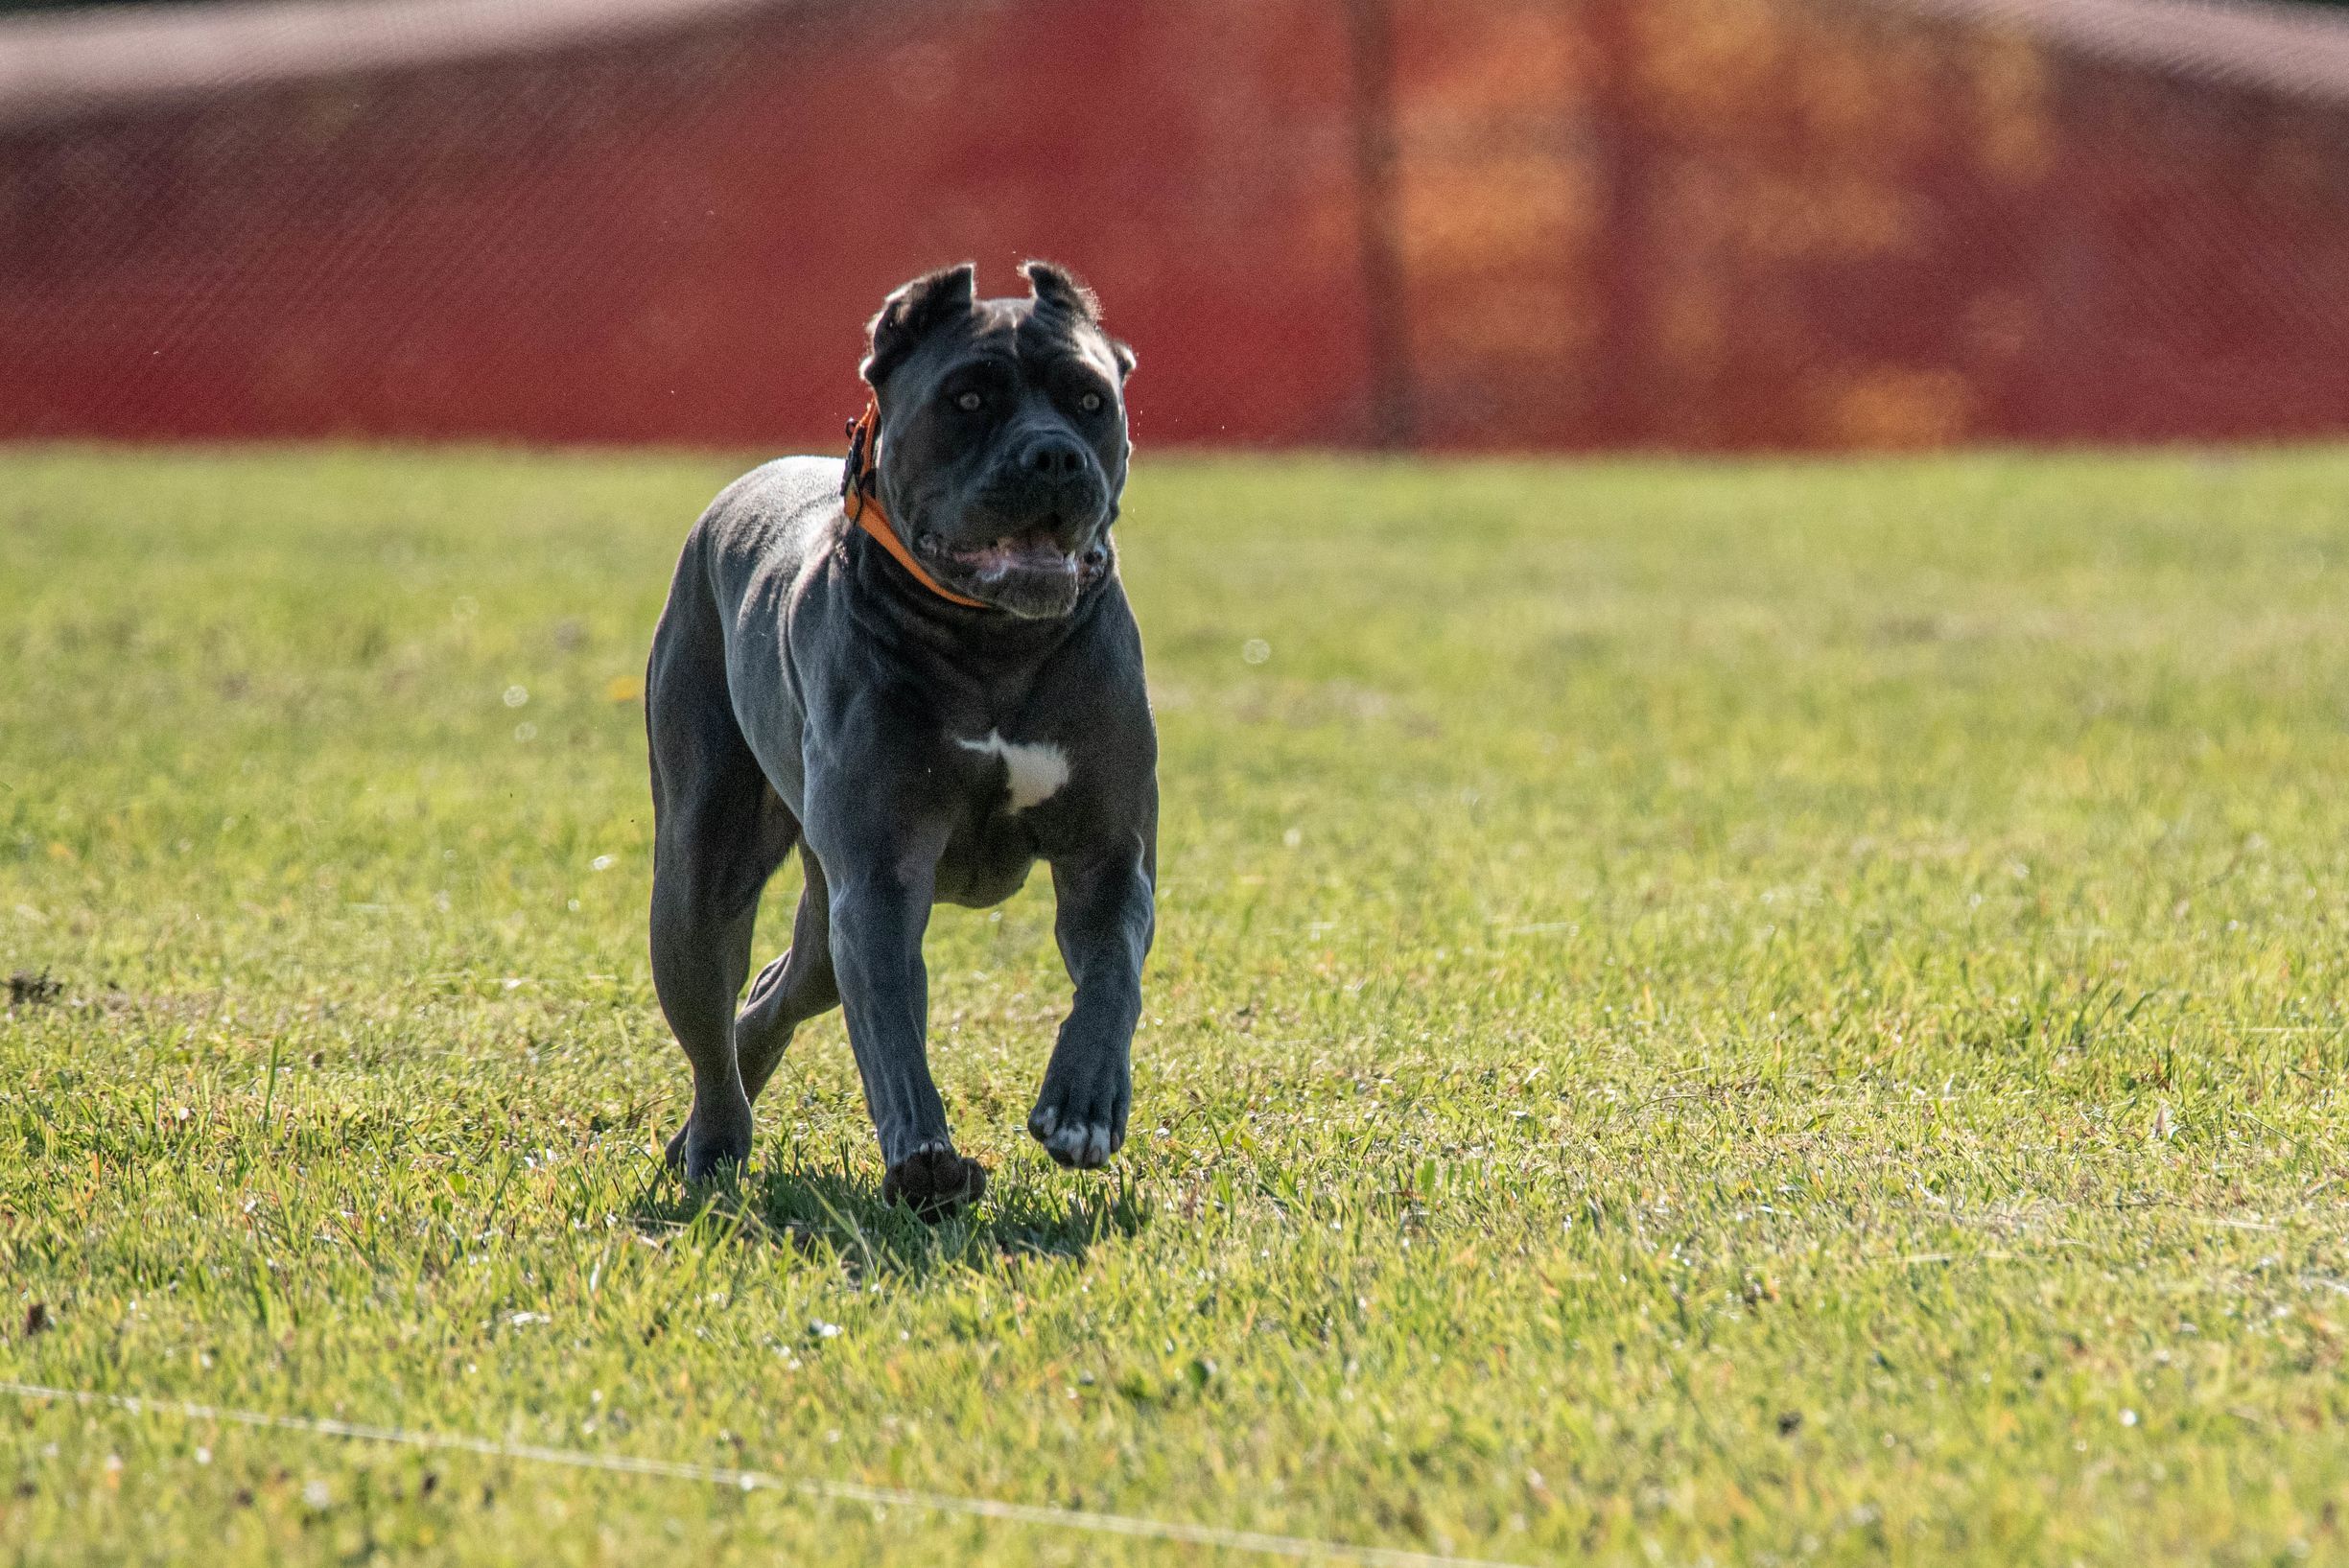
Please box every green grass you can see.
[4,443,2349,1566]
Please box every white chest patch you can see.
[957,731,1070,812]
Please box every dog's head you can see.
[860,260,1136,620]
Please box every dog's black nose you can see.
[1022,435,1090,479]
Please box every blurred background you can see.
[4,0,2348,452]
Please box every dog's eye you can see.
[954,390,982,412]
[1079,392,1104,413]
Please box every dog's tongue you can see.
[951,532,1077,581]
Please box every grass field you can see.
[5,445,2349,1565]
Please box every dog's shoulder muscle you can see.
[664,456,849,807]
[691,456,844,615]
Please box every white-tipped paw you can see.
[1027,1098,1120,1170]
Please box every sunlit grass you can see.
[4,444,2348,1564]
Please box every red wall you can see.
[5,0,2349,450]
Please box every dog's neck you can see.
[840,402,988,610]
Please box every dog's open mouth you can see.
[922,527,1108,586]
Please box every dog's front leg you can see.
[818,830,986,1217]
[1030,833,1156,1169]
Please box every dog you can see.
[643,261,1155,1216]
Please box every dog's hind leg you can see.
[646,565,797,1182]
[649,754,796,1181]
[734,846,837,1105]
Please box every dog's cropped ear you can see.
[1021,259,1134,381]
[862,262,977,389]
[1020,259,1100,323]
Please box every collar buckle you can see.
[841,401,880,520]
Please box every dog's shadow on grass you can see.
[625,1148,1151,1280]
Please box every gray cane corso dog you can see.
[643,260,1154,1217]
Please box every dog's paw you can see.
[1027,1070,1127,1170]
[663,1107,752,1183]
[881,1141,987,1221]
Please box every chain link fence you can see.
[4,0,2347,449]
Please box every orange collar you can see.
[840,402,986,609]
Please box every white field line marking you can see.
[0,1379,1531,1568]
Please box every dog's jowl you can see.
[642,261,1156,1217]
